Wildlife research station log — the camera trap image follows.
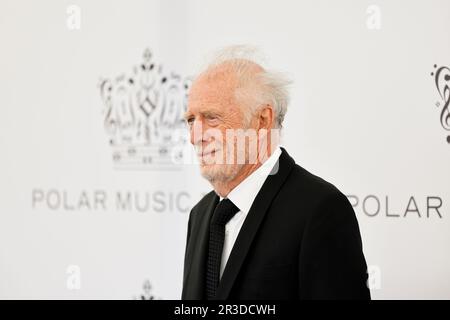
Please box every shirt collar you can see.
[219,146,282,214]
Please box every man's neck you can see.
[211,145,280,198]
[212,162,262,198]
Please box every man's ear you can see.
[258,104,274,130]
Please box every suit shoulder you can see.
[291,164,359,224]
[190,190,217,216]
[290,164,344,198]
[282,163,353,214]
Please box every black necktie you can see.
[206,198,240,300]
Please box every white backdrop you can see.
[0,0,449,299]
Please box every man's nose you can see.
[190,118,204,145]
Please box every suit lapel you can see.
[183,192,219,299]
[216,148,295,299]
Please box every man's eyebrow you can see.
[202,111,222,118]
[183,112,194,121]
[183,110,223,121]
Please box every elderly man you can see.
[181,47,370,300]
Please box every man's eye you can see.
[205,115,219,123]
[186,117,194,125]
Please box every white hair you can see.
[199,45,292,129]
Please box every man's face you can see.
[185,66,252,183]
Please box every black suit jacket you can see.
[182,148,370,300]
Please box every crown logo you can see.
[98,49,191,169]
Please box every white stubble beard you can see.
[198,145,245,184]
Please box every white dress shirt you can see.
[218,146,282,279]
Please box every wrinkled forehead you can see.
[188,67,238,108]
[188,60,264,107]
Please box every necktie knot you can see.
[211,198,240,226]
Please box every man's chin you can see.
[199,165,220,182]
[199,163,243,184]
